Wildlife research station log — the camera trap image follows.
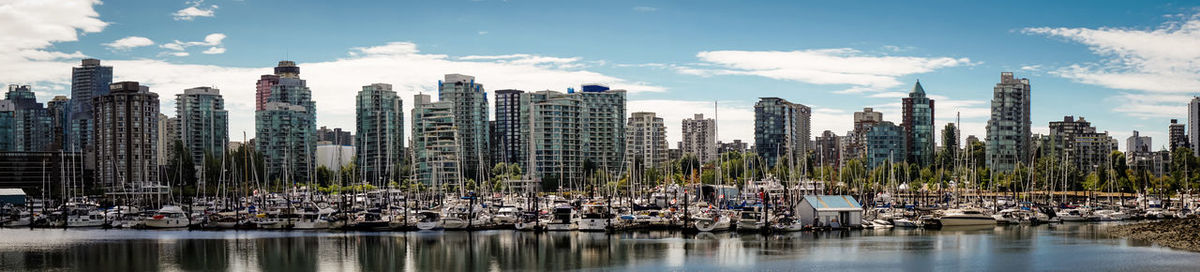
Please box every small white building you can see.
[796,195,863,228]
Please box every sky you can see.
[2,0,1199,151]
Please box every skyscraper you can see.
[865,122,905,168]
[255,61,316,183]
[176,87,228,168]
[901,81,935,166]
[438,74,490,183]
[69,58,113,166]
[681,114,716,163]
[411,94,459,186]
[848,107,883,161]
[355,83,404,184]
[754,97,811,167]
[626,112,669,170]
[814,130,840,168]
[47,96,69,151]
[0,101,13,151]
[494,89,525,166]
[574,84,626,175]
[156,113,177,166]
[986,72,1032,172]
[1190,96,1200,156]
[1169,119,1188,152]
[94,81,159,194]
[255,74,280,111]
[5,85,53,152]
[520,90,583,185]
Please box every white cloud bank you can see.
[160,33,226,56]
[1024,12,1200,118]
[678,48,973,93]
[173,1,217,21]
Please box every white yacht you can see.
[578,202,610,232]
[693,209,732,232]
[144,206,190,229]
[545,206,578,231]
[292,208,335,230]
[492,206,520,225]
[934,209,997,227]
[416,210,444,231]
[1057,208,1097,222]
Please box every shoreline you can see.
[1108,218,1200,252]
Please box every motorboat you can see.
[416,210,444,231]
[931,208,996,227]
[514,211,540,231]
[1094,209,1130,221]
[693,209,732,232]
[1057,208,1097,222]
[292,207,335,230]
[736,208,765,232]
[545,206,578,231]
[578,202,611,232]
[492,206,521,225]
[144,205,190,229]
[892,218,921,228]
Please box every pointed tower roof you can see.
[910,80,925,95]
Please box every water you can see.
[0,224,1197,271]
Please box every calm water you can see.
[0,224,1197,271]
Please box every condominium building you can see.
[814,130,840,167]
[93,81,160,194]
[70,58,113,169]
[1170,119,1188,152]
[316,126,353,146]
[574,84,626,175]
[411,94,459,186]
[754,97,811,167]
[865,121,905,169]
[156,113,177,166]
[493,89,525,165]
[717,140,749,154]
[521,90,583,184]
[255,61,316,183]
[0,101,12,151]
[626,112,669,170]
[901,81,935,166]
[47,96,69,151]
[986,72,1032,172]
[1042,116,1115,172]
[847,108,883,161]
[681,114,717,163]
[4,85,52,152]
[438,74,490,183]
[355,83,404,183]
[176,87,228,166]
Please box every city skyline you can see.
[2,1,1200,150]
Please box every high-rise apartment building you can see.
[255,61,316,183]
[93,81,159,194]
[1042,116,1115,172]
[681,114,717,163]
[355,83,404,183]
[574,84,626,175]
[493,89,525,165]
[156,113,177,166]
[520,91,583,184]
[5,85,52,152]
[47,96,69,151]
[316,126,353,146]
[438,74,490,182]
[411,94,459,186]
[1169,119,1188,152]
[626,112,669,170]
[986,72,1032,172]
[901,81,935,166]
[848,107,883,161]
[176,87,228,167]
[754,97,811,167]
[70,58,113,170]
[865,121,905,168]
[813,130,840,167]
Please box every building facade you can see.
[520,91,582,184]
[754,97,811,167]
[493,89,525,166]
[901,81,935,166]
[814,130,840,168]
[4,85,53,152]
[865,121,906,169]
[681,113,717,163]
[70,58,113,171]
[717,140,749,154]
[176,87,228,167]
[1042,116,1115,173]
[411,94,459,186]
[93,81,160,194]
[156,113,177,166]
[1191,97,1200,156]
[1170,119,1188,152]
[438,74,490,183]
[316,126,353,146]
[355,83,404,184]
[574,85,626,175]
[626,112,669,170]
[47,96,69,151]
[985,72,1032,172]
[255,61,316,184]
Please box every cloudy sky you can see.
[2,0,1199,151]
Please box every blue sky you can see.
[3,0,1199,150]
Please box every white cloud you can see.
[0,0,105,84]
[633,6,657,12]
[173,0,217,21]
[103,36,154,50]
[160,33,226,56]
[1024,12,1200,121]
[680,48,973,93]
[202,47,225,54]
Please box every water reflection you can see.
[0,224,1198,271]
